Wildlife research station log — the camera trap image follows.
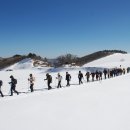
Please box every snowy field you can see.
[0,53,130,130]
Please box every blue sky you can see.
[0,0,130,58]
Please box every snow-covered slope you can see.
[0,69,130,130]
[4,58,50,70]
[83,53,130,68]
[4,58,34,70]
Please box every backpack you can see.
[0,80,3,86]
[14,79,17,84]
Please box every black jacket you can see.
[66,74,71,81]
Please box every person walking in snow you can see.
[123,68,126,75]
[95,71,99,81]
[127,67,130,73]
[103,69,107,79]
[0,80,4,97]
[107,69,110,78]
[66,72,71,86]
[99,71,102,80]
[9,75,19,96]
[56,73,62,88]
[85,72,90,82]
[28,74,35,92]
[44,73,52,90]
[91,72,95,82]
[78,71,83,85]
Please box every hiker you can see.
[95,71,99,81]
[85,72,90,82]
[103,69,107,79]
[0,80,4,97]
[56,73,62,88]
[91,72,95,82]
[127,67,130,73]
[66,72,71,86]
[107,69,110,78]
[44,73,52,90]
[113,68,116,77]
[110,70,113,78]
[78,71,83,85]
[99,71,102,80]
[28,74,35,92]
[123,68,126,75]
[9,75,19,96]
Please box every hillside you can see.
[0,53,50,70]
[0,50,127,69]
[76,50,127,66]
[0,55,25,70]
[53,50,127,67]
[83,53,130,68]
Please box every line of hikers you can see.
[0,67,130,97]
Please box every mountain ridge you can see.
[0,50,127,69]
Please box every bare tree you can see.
[56,54,77,66]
